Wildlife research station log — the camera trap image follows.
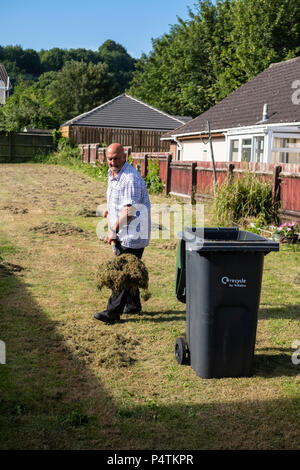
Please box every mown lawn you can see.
[0,163,299,450]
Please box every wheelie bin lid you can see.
[178,227,279,253]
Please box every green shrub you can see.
[212,172,277,226]
[52,129,63,150]
[31,138,109,181]
[144,158,164,194]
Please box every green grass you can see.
[0,163,299,450]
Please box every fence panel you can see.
[77,145,300,225]
[169,162,193,198]
[0,132,53,162]
[66,126,170,152]
[279,174,300,224]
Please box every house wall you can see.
[169,142,177,160]
[181,136,226,162]
[0,80,6,105]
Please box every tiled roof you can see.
[61,94,192,130]
[162,57,300,138]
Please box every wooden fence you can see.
[79,145,300,225]
[61,125,170,152]
[0,132,53,163]
[130,155,300,226]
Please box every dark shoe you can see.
[123,306,142,315]
[94,310,120,324]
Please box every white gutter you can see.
[173,137,182,150]
[160,121,300,140]
[160,128,230,140]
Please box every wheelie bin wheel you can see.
[175,337,189,365]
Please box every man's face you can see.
[107,149,126,175]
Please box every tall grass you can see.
[212,172,277,226]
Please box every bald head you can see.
[106,143,125,156]
[106,143,126,175]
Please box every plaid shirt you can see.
[107,162,151,248]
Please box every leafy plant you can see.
[31,138,109,182]
[144,158,164,194]
[212,171,277,226]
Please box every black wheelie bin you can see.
[175,227,279,378]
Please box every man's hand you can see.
[103,209,108,218]
[107,230,116,245]
[106,205,134,246]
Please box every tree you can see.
[47,60,116,123]
[98,40,136,93]
[39,48,67,73]
[211,0,300,100]
[0,83,60,132]
[128,1,217,117]
[129,0,300,117]
[0,45,43,84]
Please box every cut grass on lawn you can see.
[0,163,299,450]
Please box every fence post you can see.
[228,163,235,184]
[165,154,172,195]
[190,162,197,204]
[144,154,148,178]
[8,132,12,162]
[272,165,282,219]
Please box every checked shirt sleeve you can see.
[121,174,142,207]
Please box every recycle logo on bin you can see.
[221,276,247,288]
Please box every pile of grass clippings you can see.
[30,222,84,236]
[76,208,97,217]
[1,204,28,214]
[95,332,140,368]
[96,253,149,294]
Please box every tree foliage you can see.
[0,40,136,131]
[2,1,300,130]
[0,83,59,132]
[98,40,136,93]
[0,40,136,92]
[129,0,300,117]
[46,61,116,123]
[0,60,117,131]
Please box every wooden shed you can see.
[60,94,191,152]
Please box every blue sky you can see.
[1,0,195,58]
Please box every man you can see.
[94,143,151,324]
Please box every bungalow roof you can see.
[162,56,300,139]
[61,94,192,131]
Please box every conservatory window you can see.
[229,139,239,161]
[241,139,252,162]
[253,136,264,162]
[272,137,300,164]
[229,136,264,162]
